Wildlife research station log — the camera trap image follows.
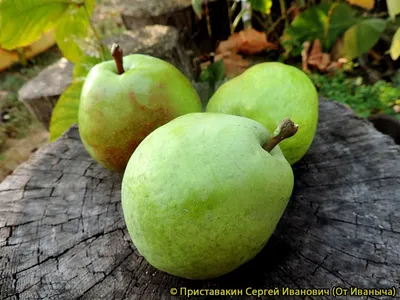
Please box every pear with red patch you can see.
[78,44,202,173]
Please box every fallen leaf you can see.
[319,53,331,70]
[215,52,249,79]
[303,39,343,72]
[326,61,344,72]
[308,39,323,67]
[301,41,311,71]
[217,28,278,55]
[346,0,374,10]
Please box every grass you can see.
[310,71,400,119]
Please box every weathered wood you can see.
[368,114,400,145]
[17,58,74,130]
[1,98,400,299]
[102,25,195,81]
[120,0,231,53]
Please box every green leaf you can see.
[324,2,357,50]
[248,0,273,14]
[55,5,89,63]
[49,81,83,142]
[390,27,400,60]
[72,55,104,81]
[0,0,69,49]
[282,1,358,56]
[198,60,225,99]
[199,60,225,85]
[343,18,387,60]
[82,0,96,14]
[192,0,203,18]
[55,0,97,63]
[387,0,400,20]
[281,6,328,56]
[50,50,109,141]
[319,0,334,14]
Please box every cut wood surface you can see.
[1,99,400,299]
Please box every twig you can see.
[279,0,288,28]
[253,13,269,32]
[227,0,234,33]
[205,0,212,38]
[232,5,246,34]
[266,5,296,37]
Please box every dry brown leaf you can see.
[217,28,278,55]
[308,39,323,67]
[301,41,311,71]
[215,52,249,79]
[319,53,331,71]
[302,39,344,72]
[326,61,343,72]
[346,0,374,10]
[216,38,240,54]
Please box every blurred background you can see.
[1,0,400,182]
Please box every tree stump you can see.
[1,99,400,299]
[17,58,74,130]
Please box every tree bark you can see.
[1,99,400,299]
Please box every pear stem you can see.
[263,118,299,153]
[111,43,125,75]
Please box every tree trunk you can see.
[1,99,400,299]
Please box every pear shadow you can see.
[167,232,294,291]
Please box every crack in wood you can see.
[1,100,400,299]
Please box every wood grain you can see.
[1,99,399,299]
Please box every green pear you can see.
[121,113,298,280]
[206,62,318,165]
[78,44,202,173]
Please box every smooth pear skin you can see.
[121,113,294,280]
[78,54,202,173]
[206,62,318,165]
